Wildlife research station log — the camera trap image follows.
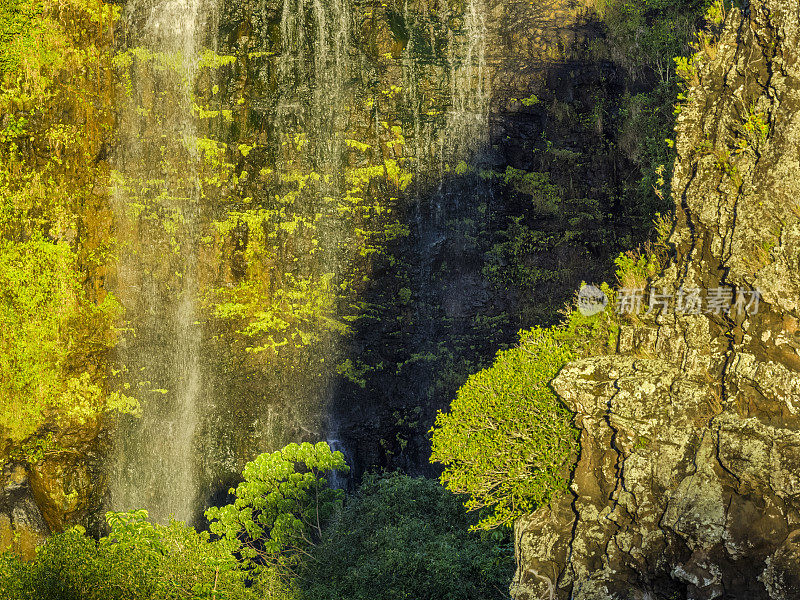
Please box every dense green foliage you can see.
[1,448,514,600]
[301,473,514,600]
[430,303,620,529]
[431,327,577,529]
[206,442,348,583]
[0,443,348,599]
[0,512,255,600]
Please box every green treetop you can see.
[205,441,349,584]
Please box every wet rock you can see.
[29,452,105,533]
[760,531,800,600]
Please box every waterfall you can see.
[275,0,351,177]
[105,0,492,521]
[109,0,212,524]
[400,0,490,225]
[447,0,490,159]
[325,438,350,490]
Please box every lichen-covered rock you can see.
[29,451,105,533]
[1,420,107,539]
[0,464,49,560]
[512,0,800,598]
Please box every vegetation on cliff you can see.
[0,0,743,596]
[0,0,134,454]
[0,511,257,599]
[430,287,624,529]
[510,0,800,594]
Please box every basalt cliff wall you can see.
[513,1,800,598]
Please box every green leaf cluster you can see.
[0,511,259,600]
[206,442,348,579]
[430,302,621,530]
[430,326,579,529]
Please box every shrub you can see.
[0,512,258,600]
[206,442,348,584]
[430,298,620,530]
[430,326,579,529]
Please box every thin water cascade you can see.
[447,0,490,160]
[109,0,213,524]
[398,0,491,353]
[324,438,350,489]
[399,0,490,225]
[275,0,352,178]
[106,0,493,521]
[273,0,356,454]
[447,0,492,217]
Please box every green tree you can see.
[431,327,579,529]
[300,472,514,600]
[205,442,348,585]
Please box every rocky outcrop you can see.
[0,465,50,561]
[513,0,800,598]
[0,420,107,553]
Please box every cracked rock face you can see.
[512,1,800,598]
[0,464,49,560]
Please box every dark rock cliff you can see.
[513,1,800,598]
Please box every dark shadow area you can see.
[329,3,683,481]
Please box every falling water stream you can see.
[109,0,211,524]
[109,0,490,522]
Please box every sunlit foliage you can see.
[0,0,132,452]
[430,302,620,529]
[206,442,348,585]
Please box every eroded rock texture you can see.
[0,465,49,561]
[512,1,800,598]
[0,420,107,549]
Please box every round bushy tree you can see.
[430,326,579,529]
[205,441,348,585]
